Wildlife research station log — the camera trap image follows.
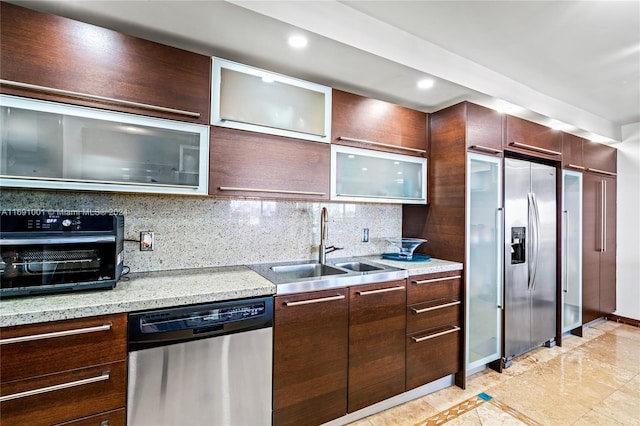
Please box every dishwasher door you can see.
[127,297,273,426]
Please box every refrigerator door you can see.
[504,158,532,359]
[466,153,503,371]
[530,163,557,347]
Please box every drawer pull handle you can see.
[0,79,201,118]
[218,187,326,196]
[0,372,110,402]
[0,323,112,345]
[412,300,461,314]
[469,145,501,154]
[338,136,427,154]
[284,294,345,307]
[412,275,461,285]
[508,142,561,156]
[411,326,461,343]
[586,167,616,176]
[356,286,405,296]
[567,164,585,170]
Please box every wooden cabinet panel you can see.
[406,324,462,390]
[0,3,210,124]
[55,409,126,426]
[562,133,585,170]
[0,314,127,383]
[582,174,617,324]
[465,102,503,155]
[332,89,427,157]
[407,300,461,334]
[348,280,406,412]
[273,289,349,426]
[407,272,462,305]
[0,361,126,426]
[584,142,617,175]
[209,126,330,200]
[504,115,562,160]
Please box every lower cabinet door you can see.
[348,280,406,412]
[406,324,462,390]
[273,289,349,426]
[0,361,126,426]
[54,408,126,426]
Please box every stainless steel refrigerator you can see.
[504,158,557,362]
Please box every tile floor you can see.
[349,320,640,425]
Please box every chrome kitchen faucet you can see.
[319,207,343,264]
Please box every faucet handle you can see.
[326,245,344,254]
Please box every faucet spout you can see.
[319,207,343,264]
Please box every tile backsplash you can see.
[0,189,402,272]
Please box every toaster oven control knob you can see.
[62,219,72,228]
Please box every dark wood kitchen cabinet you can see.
[0,314,127,426]
[464,102,504,156]
[584,141,617,176]
[331,89,428,157]
[273,289,349,426]
[348,280,406,412]
[562,133,586,170]
[0,2,211,124]
[406,271,463,390]
[209,126,330,200]
[503,115,562,160]
[582,172,617,324]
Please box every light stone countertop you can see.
[0,257,463,327]
[0,266,276,327]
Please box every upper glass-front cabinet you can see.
[211,57,332,143]
[0,95,209,194]
[331,145,426,204]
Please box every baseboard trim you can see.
[606,314,640,328]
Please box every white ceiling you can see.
[8,0,640,143]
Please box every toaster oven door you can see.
[0,237,119,297]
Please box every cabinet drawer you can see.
[55,409,125,426]
[0,361,126,426]
[406,324,461,390]
[407,299,461,334]
[503,115,562,160]
[407,272,462,305]
[0,314,127,383]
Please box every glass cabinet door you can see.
[212,57,331,143]
[562,170,583,332]
[466,152,503,371]
[331,145,426,204]
[1,95,209,194]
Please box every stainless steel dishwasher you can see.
[127,296,273,426]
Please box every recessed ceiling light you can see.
[288,35,308,49]
[261,76,275,83]
[417,78,435,89]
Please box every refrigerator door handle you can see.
[527,192,541,291]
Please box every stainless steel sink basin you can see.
[334,261,384,272]
[270,263,348,279]
[248,257,408,295]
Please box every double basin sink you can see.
[249,258,407,294]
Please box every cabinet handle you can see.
[0,323,112,345]
[563,210,569,293]
[336,192,425,201]
[0,371,110,402]
[218,187,326,196]
[567,164,585,170]
[411,300,460,314]
[338,136,427,154]
[1,174,200,190]
[284,294,345,307]
[602,179,607,253]
[411,275,461,285]
[356,285,405,296]
[0,79,201,118]
[509,142,561,156]
[411,326,461,343]
[587,167,616,177]
[219,117,327,138]
[469,145,501,154]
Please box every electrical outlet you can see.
[362,228,369,242]
[140,231,154,251]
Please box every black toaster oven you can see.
[0,211,124,297]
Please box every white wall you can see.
[616,123,640,320]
